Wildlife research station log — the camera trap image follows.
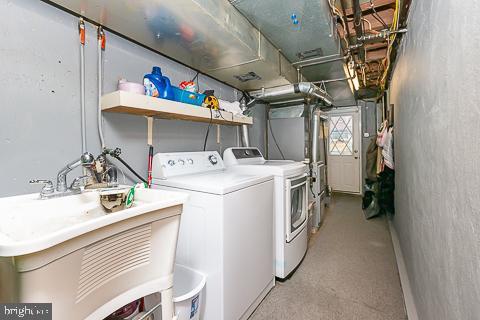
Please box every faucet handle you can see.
[70,175,91,190]
[29,179,55,194]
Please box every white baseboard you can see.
[388,220,419,320]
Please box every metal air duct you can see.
[240,125,251,147]
[45,0,298,90]
[230,0,356,106]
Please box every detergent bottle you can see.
[143,66,174,100]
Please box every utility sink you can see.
[0,187,188,320]
[0,188,187,256]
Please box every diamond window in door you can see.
[329,116,353,155]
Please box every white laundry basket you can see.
[172,264,206,320]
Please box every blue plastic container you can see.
[144,66,174,100]
[172,86,206,106]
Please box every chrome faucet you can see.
[30,152,95,199]
[56,152,95,192]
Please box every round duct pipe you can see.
[241,125,250,147]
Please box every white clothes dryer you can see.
[223,147,308,279]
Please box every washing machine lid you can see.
[223,147,306,176]
[229,163,306,177]
[152,170,272,195]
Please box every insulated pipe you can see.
[79,18,86,154]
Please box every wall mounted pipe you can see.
[97,26,106,149]
[79,18,86,154]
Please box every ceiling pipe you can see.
[352,0,366,63]
[313,75,355,84]
[293,54,349,68]
[358,28,408,42]
[339,0,353,44]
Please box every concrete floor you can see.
[250,193,406,320]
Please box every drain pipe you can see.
[79,18,86,154]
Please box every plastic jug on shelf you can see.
[144,66,174,100]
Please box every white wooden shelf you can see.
[101,91,253,126]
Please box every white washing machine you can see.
[223,147,308,279]
[151,151,275,320]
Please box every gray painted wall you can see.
[390,0,480,319]
[268,117,307,161]
[0,0,265,197]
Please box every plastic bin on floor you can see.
[144,264,207,320]
[173,264,206,320]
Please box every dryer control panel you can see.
[223,147,265,166]
[152,151,225,179]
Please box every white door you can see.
[327,109,361,194]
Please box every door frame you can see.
[326,106,363,195]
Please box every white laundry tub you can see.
[0,188,188,320]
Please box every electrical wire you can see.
[369,0,389,29]
[328,0,350,50]
[203,107,213,151]
[190,71,199,83]
[362,18,372,31]
[190,71,200,92]
[268,119,286,160]
[216,109,231,123]
[378,0,400,89]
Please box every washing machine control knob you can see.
[178,159,185,165]
[168,160,175,166]
[187,158,194,165]
[208,155,218,165]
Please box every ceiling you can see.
[230,0,357,106]
[45,0,409,103]
[232,0,411,99]
[335,0,411,95]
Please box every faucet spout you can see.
[56,152,95,192]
